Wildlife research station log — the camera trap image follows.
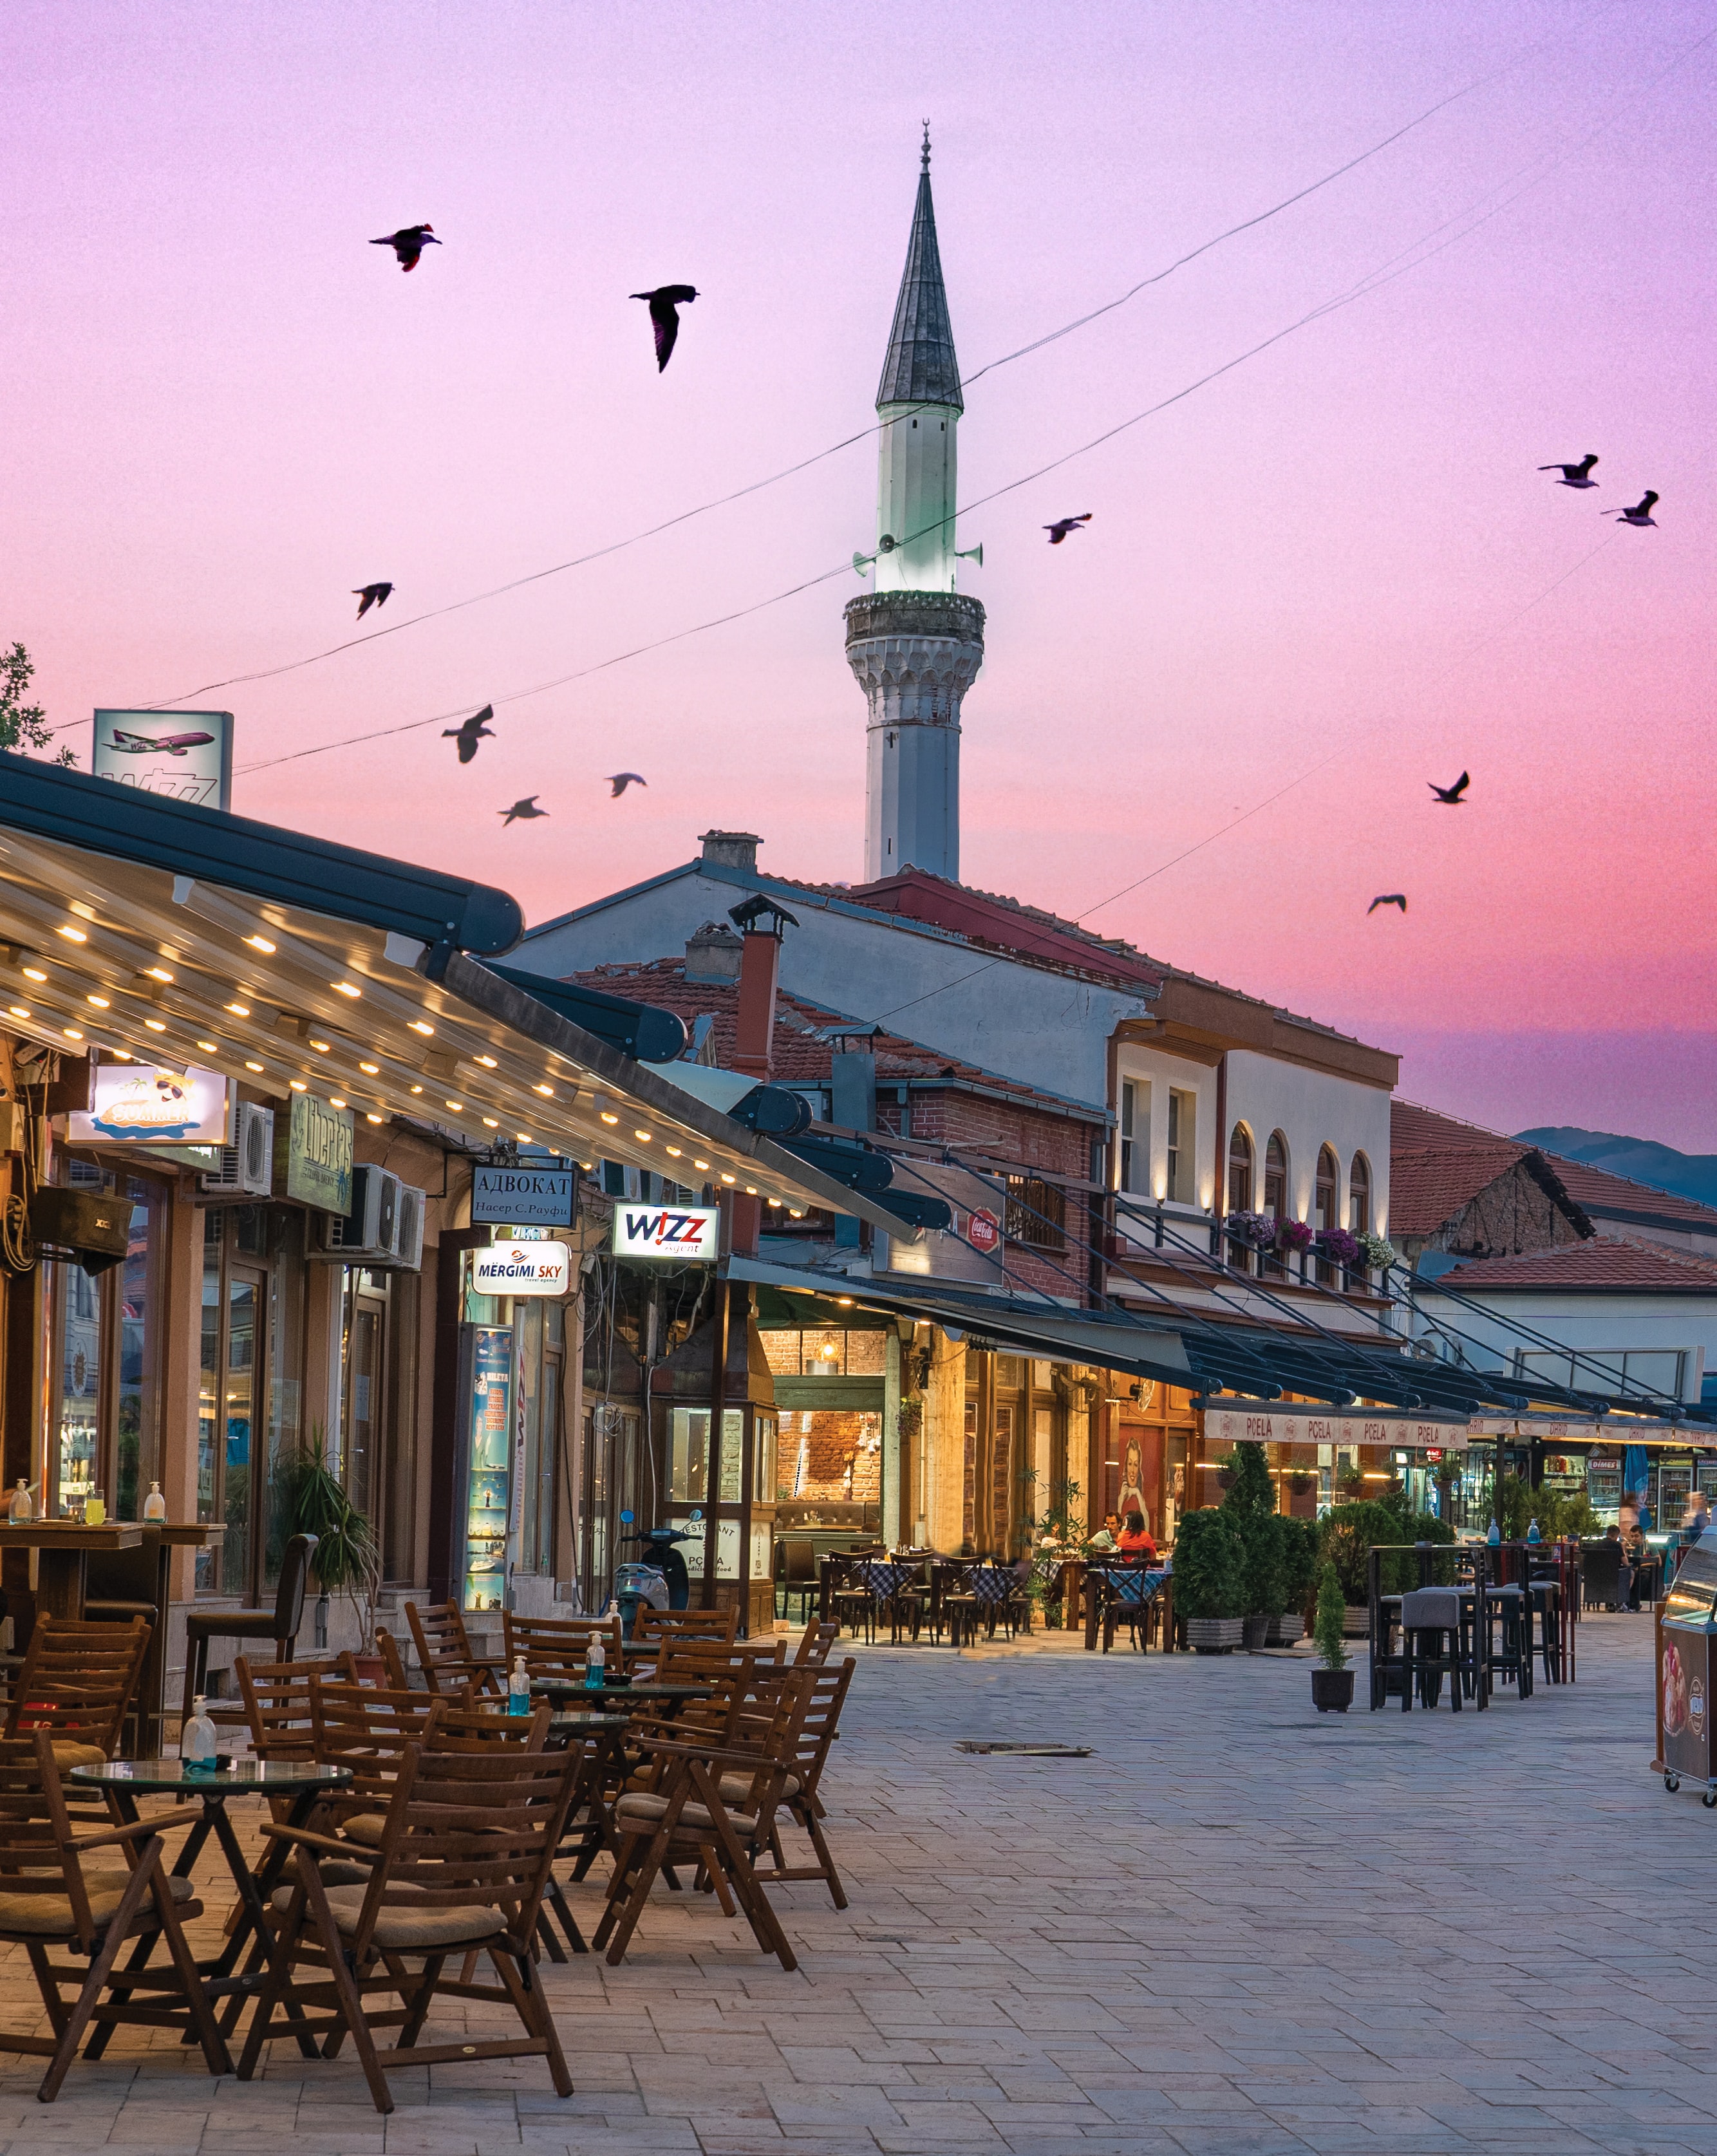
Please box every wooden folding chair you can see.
[5,1617,153,1766]
[793,1620,841,1667]
[403,1600,501,1697]
[0,1730,228,2099]
[234,1653,360,1765]
[503,1611,623,1681]
[755,1658,854,1908]
[238,1741,584,2115]
[308,1679,445,1853]
[632,1607,739,1649]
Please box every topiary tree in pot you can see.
[1173,1508,1245,1653]
[1311,1562,1353,1711]
[1276,1515,1320,1644]
[1221,1443,1285,1648]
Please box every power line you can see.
[115,17,1588,723]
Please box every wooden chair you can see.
[238,1741,584,2115]
[753,1658,854,1909]
[632,1607,738,1649]
[181,1533,317,1727]
[0,1730,229,2099]
[503,1611,623,1680]
[233,1653,359,1765]
[5,1617,153,1766]
[374,1629,412,1693]
[308,1679,445,1851]
[404,1599,501,1697]
[775,1537,819,1623]
[793,1620,841,1667]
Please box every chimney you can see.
[684,922,743,982]
[729,895,796,1082]
[699,830,760,872]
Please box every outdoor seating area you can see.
[815,1548,1176,1654]
[1365,1538,1582,1712]
[0,1598,859,2112]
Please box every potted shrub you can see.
[283,1435,381,1674]
[1311,1563,1353,1711]
[1221,1445,1283,1650]
[1173,1508,1244,1651]
[1271,1515,1319,1645]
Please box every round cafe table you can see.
[70,1757,353,2059]
[529,1678,713,1710]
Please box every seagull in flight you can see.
[1367,894,1407,915]
[1044,515,1093,545]
[353,582,393,619]
[605,773,646,798]
[442,706,494,765]
[1612,491,1658,527]
[1539,455,1599,489]
[501,797,547,825]
[371,225,440,272]
[631,285,699,371]
[1429,772,1470,805]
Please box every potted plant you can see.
[1275,1217,1314,1255]
[282,1434,381,1674]
[1313,1226,1362,1271]
[1220,1445,1283,1650]
[1271,1515,1319,1645]
[1311,1563,1353,1711]
[1172,1508,1244,1651]
[1358,1231,1397,1276]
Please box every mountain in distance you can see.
[1516,1127,1717,1211]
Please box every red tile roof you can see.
[1389,1139,1539,1237]
[1392,1099,1717,1236]
[566,955,1098,1120]
[1438,1237,1717,1293]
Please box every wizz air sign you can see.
[612,1205,720,1264]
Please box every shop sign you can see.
[471,1164,574,1228]
[612,1205,719,1263]
[966,1208,1000,1255]
[91,708,233,809]
[1203,1406,1470,1451]
[275,1092,354,1213]
[70,1063,230,1146]
[473,1241,572,1297]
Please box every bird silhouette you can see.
[500,797,547,825]
[442,706,495,765]
[1613,490,1659,527]
[371,225,440,272]
[605,773,647,798]
[1044,516,1093,545]
[1429,772,1470,805]
[631,285,698,371]
[1539,455,1599,489]
[353,583,393,619]
[1367,895,1408,915]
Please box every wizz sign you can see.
[612,1203,720,1263]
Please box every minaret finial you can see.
[921,119,931,171]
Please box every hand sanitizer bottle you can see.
[8,1480,31,1524]
[585,1632,606,1692]
[182,1696,218,1775]
[1487,1517,1501,1546]
[508,1656,530,1716]
[1526,1517,1541,1545]
[143,1481,167,1523]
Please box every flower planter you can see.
[1311,1667,1355,1712]
[1241,1614,1270,1652]
[1185,1617,1244,1654]
[1266,1613,1306,1647]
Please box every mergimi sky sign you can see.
[473,1241,573,1297]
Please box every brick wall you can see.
[908,1089,1094,1178]
[778,1409,881,1503]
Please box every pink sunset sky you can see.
[6,3,1714,1144]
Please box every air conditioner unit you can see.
[390,1183,426,1271]
[321,1165,401,1261]
[199,1103,274,1197]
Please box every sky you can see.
[5,2,1714,1146]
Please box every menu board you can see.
[463,1326,514,1612]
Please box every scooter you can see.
[611,1523,697,1638]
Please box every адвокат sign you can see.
[471,1165,575,1228]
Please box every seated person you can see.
[1116,1509,1158,1562]
[1087,1512,1122,1553]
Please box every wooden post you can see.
[701,1279,730,1611]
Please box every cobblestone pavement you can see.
[0,1612,1705,2155]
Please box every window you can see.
[1315,1146,1339,1282]
[1120,1079,1149,1196]
[1262,1133,1290,1277]
[46,1172,169,1522]
[1227,1125,1254,1212]
[1167,1089,1196,1204]
[1517,1347,1687,1402]
[1349,1152,1371,1236]
[1005,1176,1065,1251]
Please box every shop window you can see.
[668,1408,742,1503]
[1349,1152,1371,1236]
[1167,1089,1196,1204]
[1005,1176,1065,1251]
[47,1172,168,1523]
[1120,1079,1149,1196]
[1517,1346,1687,1401]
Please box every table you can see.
[0,1521,143,1621]
[70,1756,353,2060]
[1082,1566,1172,1653]
[530,1678,713,1709]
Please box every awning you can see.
[0,756,918,1234]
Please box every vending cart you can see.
[1655,1535,1717,1803]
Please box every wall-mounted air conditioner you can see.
[200,1103,274,1197]
[320,1164,401,1261]
[391,1183,426,1271]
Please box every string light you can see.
[62,1027,84,1040]
[408,1020,434,1036]
[634,1129,652,1143]
[56,926,86,944]
[21,966,46,982]
[196,1039,218,1051]
[332,981,361,998]
[144,966,174,982]
[538,1084,558,1099]
[288,1080,307,1092]
[366,1112,384,1125]
[329,1096,347,1109]
[7,1006,27,1020]
[68,902,96,922]
[445,1099,462,1111]
[720,1174,735,1185]
[474,1055,497,1068]
[243,935,276,954]
[245,1060,264,1073]
[359,1061,379,1074]
[693,1159,710,1172]
[85,995,109,1009]
[308,1038,330,1053]
[665,1145,682,1158]
[144,1020,167,1034]
[225,1002,250,1017]
[482,1116,499,1128]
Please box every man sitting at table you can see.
[1087,1513,1122,1553]
[1117,1510,1158,1563]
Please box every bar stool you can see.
[1398,1588,1465,1711]
[180,1533,317,1727]
[1479,1583,1533,1698]
[1527,1575,1563,1683]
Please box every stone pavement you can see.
[0,1611,1707,2155]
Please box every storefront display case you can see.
[456,1324,516,1613]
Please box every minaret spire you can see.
[843,133,985,885]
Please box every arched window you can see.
[1264,1132,1289,1218]
[1349,1152,1371,1236]
[1227,1125,1254,1213]
[1315,1146,1339,1281]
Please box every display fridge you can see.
[454,1322,521,1613]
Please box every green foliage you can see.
[1217,1444,1274,1519]
[281,1432,379,1643]
[0,643,75,765]
[1313,1564,1348,1671]
[1486,1472,1599,1542]
[1280,1515,1321,1614]
[1318,1501,1455,1603]
[1218,1445,1286,1616]
[1172,1507,1245,1621]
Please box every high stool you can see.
[180,1533,317,1727]
[1398,1587,1465,1711]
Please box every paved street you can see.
[0,1614,1705,2155]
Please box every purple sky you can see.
[6,3,1714,1145]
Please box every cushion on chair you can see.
[337,1810,389,1848]
[614,1791,758,1836]
[1400,1589,1461,1631]
[270,1880,503,1951]
[0,1868,195,1936]
[718,1772,798,1804]
[48,1742,109,1768]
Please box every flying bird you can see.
[631,285,699,371]
[442,706,495,765]
[1367,895,1407,915]
[371,225,440,272]
[1613,490,1659,527]
[1539,455,1599,489]
[1429,772,1470,805]
[501,797,547,825]
[605,773,646,798]
[1044,515,1093,545]
[353,582,393,619]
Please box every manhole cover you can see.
[954,1741,1093,1757]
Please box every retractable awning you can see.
[0,756,921,1233]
